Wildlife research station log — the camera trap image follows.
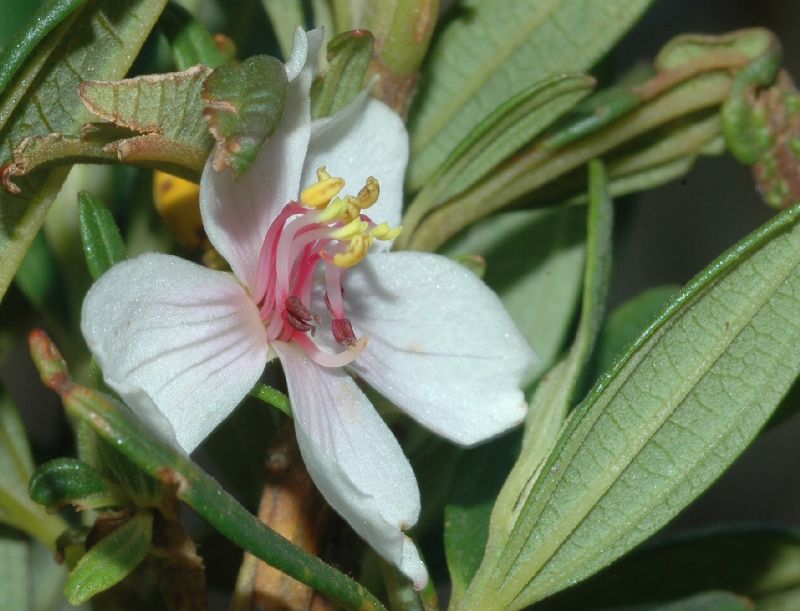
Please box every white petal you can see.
[275,342,428,589]
[302,97,407,233]
[199,32,318,288]
[285,28,324,81]
[81,253,269,453]
[344,252,537,446]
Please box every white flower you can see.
[80,29,535,589]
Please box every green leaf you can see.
[444,433,520,607]
[15,232,63,319]
[29,458,122,511]
[591,285,678,380]
[484,161,613,560]
[648,592,752,611]
[0,384,66,548]
[399,75,593,244]
[260,0,305,59]
[538,525,800,609]
[64,510,153,605]
[0,0,86,97]
[406,29,776,252]
[311,30,374,119]
[443,206,586,381]
[78,191,126,281]
[461,201,800,610]
[445,162,613,607]
[0,0,168,302]
[0,531,28,611]
[408,0,654,189]
[159,1,227,70]
[249,382,292,418]
[28,331,387,611]
[202,55,289,176]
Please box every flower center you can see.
[252,166,400,368]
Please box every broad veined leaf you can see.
[408,0,654,189]
[28,330,387,611]
[461,201,800,610]
[538,525,800,609]
[591,285,678,381]
[1,66,215,188]
[63,510,153,605]
[202,55,289,176]
[405,29,778,252]
[0,0,168,302]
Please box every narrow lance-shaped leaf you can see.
[0,0,168,301]
[539,525,800,609]
[28,330,387,611]
[78,191,126,281]
[444,162,613,608]
[158,1,227,70]
[461,201,800,610]
[311,30,374,119]
[408,0,653,189]
[64,510,153,605]
[405,29,778,252]
[399,75,594,242]
[484,160,613,575]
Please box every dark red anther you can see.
[332,318,357,347]
[285,296,317,334]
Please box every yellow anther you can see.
[340,195,362,223]
[358,177,380,209]
[371,222,403,241]
[316,166,332,181]
[300,172,345,208]
[318,197,346,223]
[330,217,367,240]
[333,234,373,268]
[153,171,203,250]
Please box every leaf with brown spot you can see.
[202,55,288,176]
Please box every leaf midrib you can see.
[503,237,800,600]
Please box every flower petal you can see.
[274,342,428,589]
[344,252,537,446]
[199,30,318,288]
[302,97,407,233]
[81,253,269,453]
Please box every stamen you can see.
[333,234,373,268]
[292,333,368,368]
[300,166,345,208]
[358,177,379,209]
[332,318,357,346]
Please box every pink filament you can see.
[254,201,371,368]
